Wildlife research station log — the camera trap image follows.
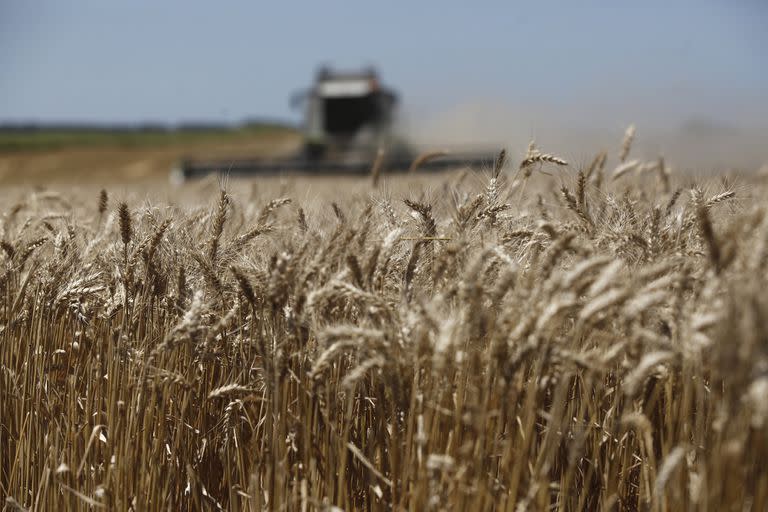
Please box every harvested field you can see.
[0,131,299,185]
[1,146,767,510]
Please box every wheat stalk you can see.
[409,150,448,173]
[619,123,636,162]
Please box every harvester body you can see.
[298,67,398,163]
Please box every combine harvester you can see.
[173,67,498,180]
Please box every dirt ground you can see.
[0,132,300,186]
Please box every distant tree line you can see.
[0,119,295,133]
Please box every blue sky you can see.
[1,0,766,134]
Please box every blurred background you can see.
[1,0,767,184]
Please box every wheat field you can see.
[1,141,767,511]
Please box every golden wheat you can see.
[0,139,766,511]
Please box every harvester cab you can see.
[293,67,398,162]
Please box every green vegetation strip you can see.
[0,123,296,152]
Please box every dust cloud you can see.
[399,99,768,173]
